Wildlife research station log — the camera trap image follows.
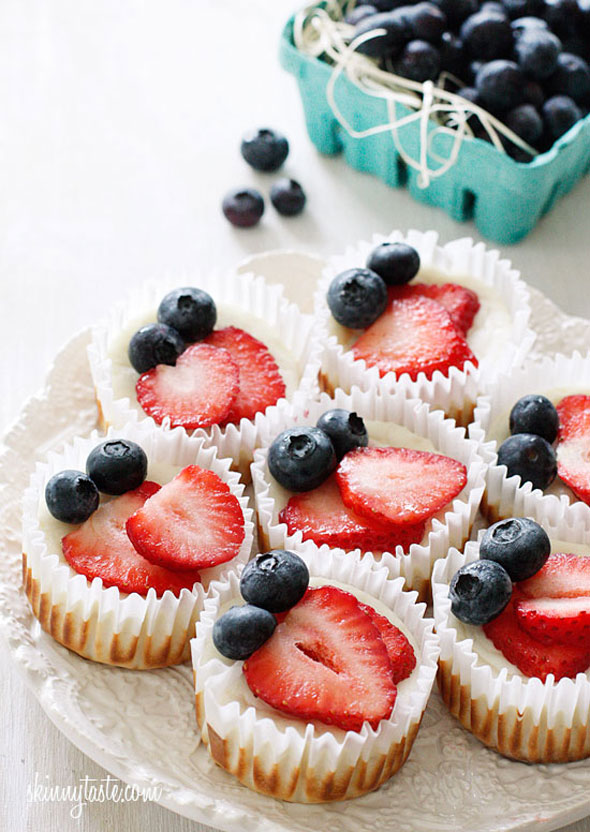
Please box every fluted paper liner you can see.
[432,509,590,763]
[87,269,323,477]
[22,421,254,669]
[470,351,590,529]
[250,387,486,602]
[191,546,439,802]
[314,230,535,426]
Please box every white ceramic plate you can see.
[2,252,590,832]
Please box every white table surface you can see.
[1,0,590,829]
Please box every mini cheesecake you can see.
[88,271,322,477]
[191,546,438,802]
[22,422,254,669]
[314,230,534,426]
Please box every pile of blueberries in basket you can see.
[345,0,590,160]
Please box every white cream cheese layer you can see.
[451,538,590,680]
[326,266,512,365]
[201,576,422,741]
[267,421,465,550]
[107,302,300,421]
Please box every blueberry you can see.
[430,0,478,25]
[476,60,526,111]
[497,433,557,490]
[542,0,582,40]
[212,604,276,660]
[86,439,148,495]
[511,15,549,37]
[394,39,441,82]
[128,323,184,374]
[240,550,310,613]
[270,178,306,217]
[327,268,388,329]
[316,409,369,460]
[515,29,562,80]
[509,394,559,443]
[157,287,217,342]
[480,517,550,582]
[366,241,421,285]
[523,78,546,108]
[268,427,337,492]
[345,4,379,25]
[461,10,514,61]
[45,470,100,524]
[222,187,264,228]
[501,0,544,18]
[353,11,408,58]
[504,103,544,144]
[543,94,583,139]
[449,560,512,625]
[439,32,466,75]
[481,2,508,17]
[240,128,289,173]
[547,53,590,104]
[406,3,447,42]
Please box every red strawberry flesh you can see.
[358,603,416,684]
[483,593,590,681]
[62,482,202,596]
[205,326,286,423]
[518,552,590,599]
[351,294,478,381]
[135,342,239,429]
[126,465,245,570]
[556,395,590,505]
[336,446,467,526]
[243,586,397,731]
[388,282,480,335]
[278,474,426,552]
[516,596,590,648]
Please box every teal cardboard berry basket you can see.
[280,9,590,245]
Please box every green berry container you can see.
[280,9,590,245]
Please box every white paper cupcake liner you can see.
[191,546,439,802]
[432,505,590,763]
[469,351,590,528]
[250,387,486,602]
[314,230,535,426]
[22,420,254,669]
[87,269,323,476]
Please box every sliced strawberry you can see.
[358,603,416,684]
[135,343,239,429]
[243,586,397,731]
[483,593,590,681]
[336,446,467,526]
[516,596,590,648]
[205,326,286,423]
[126,464,244,570]
[389,282,480,335]
[278,474,426,551]
[62,482,202,596]
[351,294,478,381]
[556,395,590,505]
[519,552,590,599]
